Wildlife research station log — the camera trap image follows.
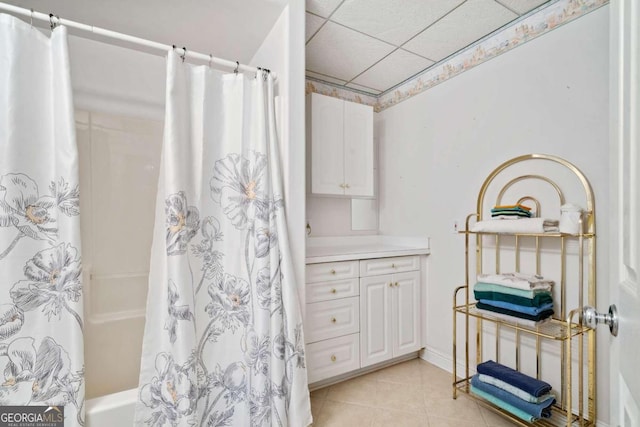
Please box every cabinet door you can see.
[310,93,345,195]
[360,275,393,367]
[343,101,373,197]
[393,271,421,356]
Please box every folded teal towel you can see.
[491,210,532,217]
[474,282,552,299]
[470,385,536,422]
[478,299,554,316]
[471,375,554,418]
[491,206,532,215]
[474,289,553,307]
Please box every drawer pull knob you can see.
[331,317,337,323]
[392,263,396,268]
[331,355,337,362]
[330,288,337,294]
[330,269,336,275]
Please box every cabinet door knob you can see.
[330,355,337,362]
[330,269,336,274]
[345,183,350,189]
[395,282,399,287]
[331,317,337,323]
[339,183,345,189]
[330,288,337,294]
[388,282,393,288]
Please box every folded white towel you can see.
[470,218,559,234]
[477,272,554,290]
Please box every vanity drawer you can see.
[307,333,360,384]
[306,277,359,303]
[306,260,359,283]
[305,297,359,343]
[359,255,420,277]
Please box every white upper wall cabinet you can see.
[307,92,374,197]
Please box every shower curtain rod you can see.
[0,2,275,78]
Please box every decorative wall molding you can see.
[305,0,608,112]
[305,79,377,107]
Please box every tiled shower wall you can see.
[76,110,162,398]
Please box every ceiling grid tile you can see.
[330,0,466,46]
[306,21,396,81]
[352,49,434,92]
[306,0,345,18]
[496,0,550,15]
[403,0,518,61]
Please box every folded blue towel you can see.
[476,302,554,321]
[478,374,556,404]
[478,299,554,316]
[471,375,554,419]
[476,360,552,397]
[470,385,536,423]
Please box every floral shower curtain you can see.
[0,14,84,426]
[135,51,311,426]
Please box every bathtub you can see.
[86,388,137,427]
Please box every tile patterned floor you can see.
[310,359,519,427]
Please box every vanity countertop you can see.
[305,235,430,264]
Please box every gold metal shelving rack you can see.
[452,154,596,427]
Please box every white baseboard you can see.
[421,345,476,378]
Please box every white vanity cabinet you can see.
[306,92,374,197]
[305,253,423,384]
[359,256,421,368]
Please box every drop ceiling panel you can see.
[402,0,518,62]
[306,0,344,18]
[497,0,549,15]
[306,21,396,81]
[352,49,434,92]
[330,0,466,46]
[306,13,326,42]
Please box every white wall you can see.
[69,36,165,120]
[376,7,610,424]
[250,1,307,306]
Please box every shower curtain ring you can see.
[234,61,239,74]
[180,47,187,63]
[49,14,57,30]
[30,9,34,28]
[209,54,213,68]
